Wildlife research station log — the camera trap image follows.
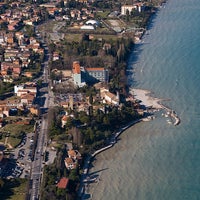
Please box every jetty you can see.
[162,107,180,126]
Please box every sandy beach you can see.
[130,88,164,109]
[130,88,180,125]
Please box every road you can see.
[29,27,54,200]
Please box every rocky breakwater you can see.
[130,88,181,126]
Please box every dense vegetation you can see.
[41,145,80,200]
[49,35,133,96]
[48,95,141,153]
[0,178,28,200]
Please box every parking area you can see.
[11,132,36,178]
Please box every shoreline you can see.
[77,1,181,198]
[78,88,181,199]
[130,88,181,126]
[78,119,141,199]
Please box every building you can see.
[100,87,120,105]
[64,149,82,170]
[85,20,99,27]
[61,115,68,128]
[14,83,37,97]
[80,25,95,30]
[121,3,144,15]
[85,67,109,83]
[72,61,86,87]
[72,61,109,87]
[64,157,76,170]
[121,5,135,15]
[29,105,40,116]
[56,177,69,189]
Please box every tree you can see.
[0,21,8,30]
[126,9,130,22]
[0,179,4,190]
[89,94,93,105]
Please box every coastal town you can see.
[0,0,175,199]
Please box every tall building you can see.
[72,61,86,87]
[72,61,109,87]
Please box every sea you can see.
[87,0,200,199]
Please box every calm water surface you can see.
[88,0,200,199]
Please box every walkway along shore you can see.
[77,119,141,199]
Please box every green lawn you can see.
[0,123,34,148]
[2,124,34,136]
[0,135,21,149]
[96,10,110,19]
[0,178,28,200]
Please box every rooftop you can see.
[56,177,69,189]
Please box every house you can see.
[0,118,3,128]
[100,88,119,105]
[64,149,82,170]
[56,177,69,189]
[14,83,37,97]
[0,107,9,117]
[6,33,14,44]
[52,52,60,61]
[29,105,40,116]
[61,115,68,128]
[64,157,76,170]
[20,93,35,106]
[68,149,82,160]
[68,150,77,160]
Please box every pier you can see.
[162,106,181,126]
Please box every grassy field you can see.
[64,33,82,42]
[0,178,28,200]
[96,10,110,19]
[0,123,34,148]
[2,124,34,135]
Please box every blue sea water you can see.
[87,0,200,199]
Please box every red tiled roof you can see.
[56,177,69,189]
[72,61,81,74]
[86,67,105,71]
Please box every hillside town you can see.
[0,0,165,199]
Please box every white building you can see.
[80,25,95,30]
[121,3,143,15]
[85,19,99,27]
[100,88,119,106]
[14,85,24,94]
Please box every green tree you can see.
[89,94,93,105]
[0,179,4,190]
